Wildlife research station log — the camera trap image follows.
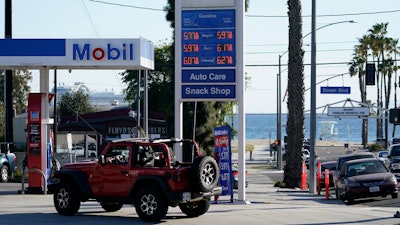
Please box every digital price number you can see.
[183,57,199,65]
[183,44,199,52]
[182,30,235,66]
[217,31,233,39]
[183,31,200,40]
[217,56,233,65]
[217,44,233,52]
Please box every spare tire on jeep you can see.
[190,156,219,192]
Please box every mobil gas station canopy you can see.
[0,38,154,70]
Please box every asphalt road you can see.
[1,171,400,225]
[1,146,399,225]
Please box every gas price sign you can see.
[181,9,235,67]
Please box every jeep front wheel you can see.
[190,156,220,192]
[100,202,123,212]
[134,187,168,222]
[179,199,211,218]
[53,182,80,216]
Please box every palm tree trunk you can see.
[283,0,305,188]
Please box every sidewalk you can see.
[231,142,274,164]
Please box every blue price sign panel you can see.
[214,126,233,197]
[181,9,235,67]
[320,86,351,94]
[182,9,235,28]
[182,69,235,83]
[182,85,235,99]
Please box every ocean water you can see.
[231,114,393,144]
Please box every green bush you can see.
[368,143,383,152]
[231,143,254,153]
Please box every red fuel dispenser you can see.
[26,93,54,194]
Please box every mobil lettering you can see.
[73,43,134,61]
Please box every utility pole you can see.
[309,0,317,194]
[5,0,13,145]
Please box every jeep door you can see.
[90,144,134,197]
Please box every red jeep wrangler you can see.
[49,138,221,222]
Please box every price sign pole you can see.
[175,0,246,203]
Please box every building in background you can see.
[13,82,167,155]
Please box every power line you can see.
[246,40,356,47]
[80,0,100,37]
[87,0,400,19]
[88,0,165,11]
[246,9,400,18]
[80,0,127,92]
[246,48,353,55]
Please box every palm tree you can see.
[283,0,305,188]
[383,38,399,140]
[350,23,399,147]
[368,23,388,145]
[349,36,369,147]
[367,23,399,147]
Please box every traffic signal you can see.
[390,108,400,124]
[275,139,281,146]
[366,63,376,85]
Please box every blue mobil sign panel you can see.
[182,85,235,99]
[0,38,154,69]
[320,86,351,94]
[180,9,237,100]
[181,9,235,67]
[214,126,233,197]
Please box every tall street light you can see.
[277,18,355,171]
[310,0,317,194]
[309,2,355,193]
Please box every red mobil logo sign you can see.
[72,43,133,61]
[72,43,134,61]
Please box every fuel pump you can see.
[26,93,54,194]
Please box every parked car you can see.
[303,149,310,168]
[376,150,388,164]
[386,144,400,181]
[57,146,97,158]
[391,137,400,145]
[318,160,336,188]
[333,152,376,194]
[0,143,17,182]
[282,147,310,163]
[336,158,398,203]
[232,165,248,189]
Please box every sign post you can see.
[175,0,246,202]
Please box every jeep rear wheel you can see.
[190,156,220,192]
[53,182,80,216]
[0,165,9,182]
[100,202,123,212]
[179,199,211,218]
[134,187,168,222]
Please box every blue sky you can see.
[1,0,400,113]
